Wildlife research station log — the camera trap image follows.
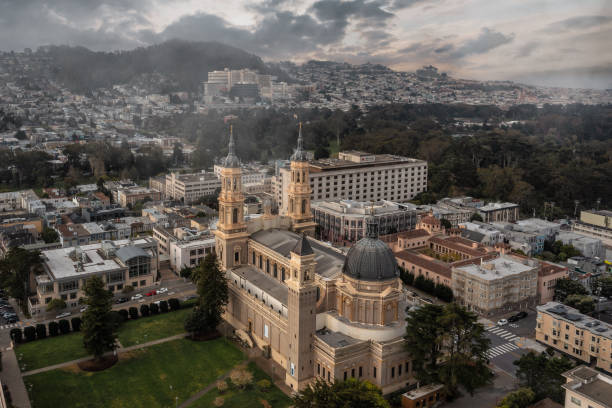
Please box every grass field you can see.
[17,307,193,371]
[192,362,292,408]
[24,338,244,408]
[117,307,192,347]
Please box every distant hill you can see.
[37,40,275,93]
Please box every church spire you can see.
[223,125,240,168]
[291,122,308,161]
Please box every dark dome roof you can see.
[342,237,399,281]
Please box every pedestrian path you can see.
[486,326,520,342]
[487,342,519,358]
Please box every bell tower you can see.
[285,233,317,391]
[287,123,316,236]
[214,126,248,270]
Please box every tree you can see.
[0,248,41,310]
[179,266,193,280]
[46,298,66,312]
[229,367,254,390]
[440,218,452,230]
[36,323,46,339]
[596,276,612,298]
[10,328,22,343]
[470,213,483,222]
[129,307,139,319]
[159,300,169,313]
[58,319,71,334]
[554,278,587,302]
[564,294,595,314]
[168,298,180,311]
[41,227,59,243]
[81,276,118,360]
[497,388,535,408]
[23,326,36,342]
[292,378,390,408]
[405,303,492,399]
[150,303,159,314]
[140,304,150,317]
[48,321,59,336]
[184,253,228,336]
[514,352,574,403]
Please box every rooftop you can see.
[308,153,425,171]
[230,265,288,305]
[395,250,451,278]
[538,302,612,340]
[315,329,362,349]
[250,229,345,279]
[563,365,612,408]
[454,255,536,280]
[479,202,519,212]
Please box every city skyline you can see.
[0,0,610,89]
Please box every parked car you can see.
[515,311,528,319]
[145,290,157,297]
[131,294,143,301]
[157,287,168,294]
[79,306,88,313]
[497,318,508,326]
[55,312,71,319]
[115,297,129,304]
[5,316,18,324]
[508,315,519,323]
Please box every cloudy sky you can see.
[1,0,611,88]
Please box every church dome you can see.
[342,217,399,281]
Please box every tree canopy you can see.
[82,276,118,360]
[292,378,390,408]
[514,351,574,403]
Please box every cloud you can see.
[515,41,538,58]
[390,0,439,10]
[449,28,514,58]
[546,15,612,32]
[310,0,394,22]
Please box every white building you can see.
[276,151,427,214]
[169,237,216,271]
[165,171,221,204]
[557,232,604,258]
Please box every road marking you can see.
[487,342,519,358]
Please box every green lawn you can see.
[193,362,292,408]
[117,307,192,347]
[16,332,88,372]
[25,338,244,408]
[17,308,193,371]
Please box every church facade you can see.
[215,125,415,393]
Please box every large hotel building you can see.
[275,150,427,215]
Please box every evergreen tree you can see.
[514,352,574,403]
[0,247,41,308]
[82,276,117,360]
[496,388,535,408]
[184,253,228,336]
[293,378,389,408]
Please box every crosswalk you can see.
[486,326,520,342]
[487,342,519,358]
[0,323,19,330]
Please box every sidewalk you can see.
[1,346,31,408]
[22,332,188,377]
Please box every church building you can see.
[215,125,415,393]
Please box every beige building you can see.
[573,210,612,246]
[562,366,612,408]
[452,255,538,316]
[165,171,221,204]
[117,187,162,207]
[537,261,569,304]
[478,202,520,223]
[536,302,612,374]
[30,238,158,315]
[275,150,427,213]
[215,127,415,393]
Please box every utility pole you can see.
[596,198,601,211]
[574,200,579,219]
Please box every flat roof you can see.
[231,265,288,305]
[308,155,425,171]
[316,329,362,349]
[538,302,612,340]
[479,202,518,211]
[563,366,612,408]
[454,255,535,280]
[250,229,345,279]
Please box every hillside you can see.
[38,40,272,93]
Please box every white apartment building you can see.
[213,164,270,185]
[276,151,427,214]
[169,237,216,271]
[165,171,221,204]
[452,255,539,316]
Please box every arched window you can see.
[316,286,321,301]
[266,259,270,273]
[301,199,307,214]
[281,267,285,281]
[290,199,294,213]
[296,171,300,183]
[273,264,278,278]
[232,208,238,224]
[252,251,256,265]
[233,177,237,191]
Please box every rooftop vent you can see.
[595,327,607,333]
[566,313,582,321]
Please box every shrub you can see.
[118,309,129,322]
[48,321,59,336]
[168,298,180,311]
[46,298,66,312]
[213,396,224,407]
[110,311,123,327]
[122,285,134,294]
[35,323,47,340]
[23,326,36,342]
[140,304,150,317]
[71,317,82,332]
[230,367,253,389]
[150,303,159,314]
[58,319,71,334]
[217,380,228,393]
[9,328,22,343]
[129,307,139,320]
[159,300,169,313]
[256,379,271,392]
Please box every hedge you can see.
[48,321,59,337]
[9,328,22,343]
[168,298,180,311]
[129,307,139,320]
[159,300,169,313]
[23,326,36,342]
[71,317,82,331]
[150,303,159,314]
[35,324,46,340]
[140,304,150,317]
[59,319,71,335]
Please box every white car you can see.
[497,318,508,326]
[79,306,88,313]
[131,294,143,301]
[157,287,168,294]
[55,312,72,319]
